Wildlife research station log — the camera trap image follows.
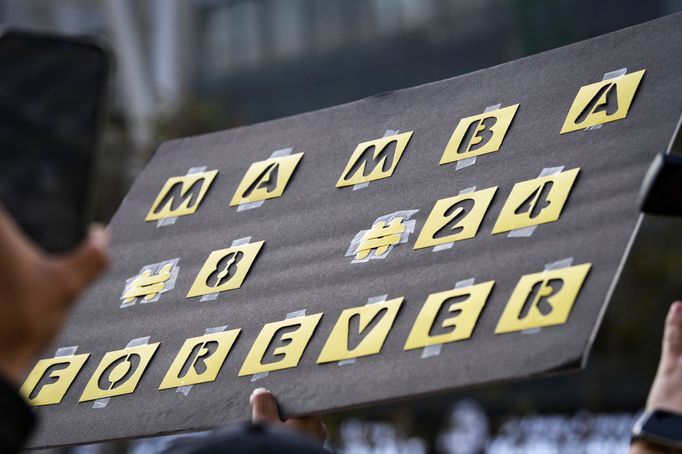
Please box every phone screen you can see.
[0,31,110,252]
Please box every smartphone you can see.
[0,30,111,252]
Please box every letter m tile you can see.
[336,131,413,188]
[145,170,218,222]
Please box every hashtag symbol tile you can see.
[355,218,405,260]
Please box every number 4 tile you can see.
[492,168,580,234]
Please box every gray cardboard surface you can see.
[28,13,682,447]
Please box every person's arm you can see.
[0,207,108,385]
[0,206,108,452]
[629,302,682,454]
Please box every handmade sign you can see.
[25,13,682,447]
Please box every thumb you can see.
[56,226,109,298]
[250,388,280,424]
[663,301,682,360]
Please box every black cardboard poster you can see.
[26,13,682,448]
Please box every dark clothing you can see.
[162,423,328,454]
[0,375,34,453]
[0,379,325,453]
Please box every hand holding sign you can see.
[0,207,108,386]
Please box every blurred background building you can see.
[2,0,682,452]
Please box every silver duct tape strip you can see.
[177,326,229,396]
[455,156,477,171]
[603,67,627,80]
[433,186,477,252]
[458,186,477,195]
[252,310,307,382]
[353,130,399,190]
[432,243,454,252]
[250,372,269,382]
[270,147,293,158]
[544,257,574,271]
[157,166,208,227]
[521,257,574,336]
[200,238,252,302]
[485,103,503,113]
[539,166,565,177]
[55,346,78,357]
[205,325,229,334]
[237,149,293,211]
[231,236,252,247]
[507,226,537,238]
[508,166,565,238]
[338,295,389,367]
[338,359,357,366]
[366,294,388,305]
[421,278,476,359]
[347,209,419,263]
[421,344,442,358]
[455,278,476,289]
[520,328,542,335]
[285,309,307,319]
[176,386,192,396]
[94,337,150,409]
[455,104,501,171]
[92,398,110,409]
[237,201,264,212]
[156,217,177,227]
[127,336,150,348]
[198,292,219,302]
[121,258,181,308]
